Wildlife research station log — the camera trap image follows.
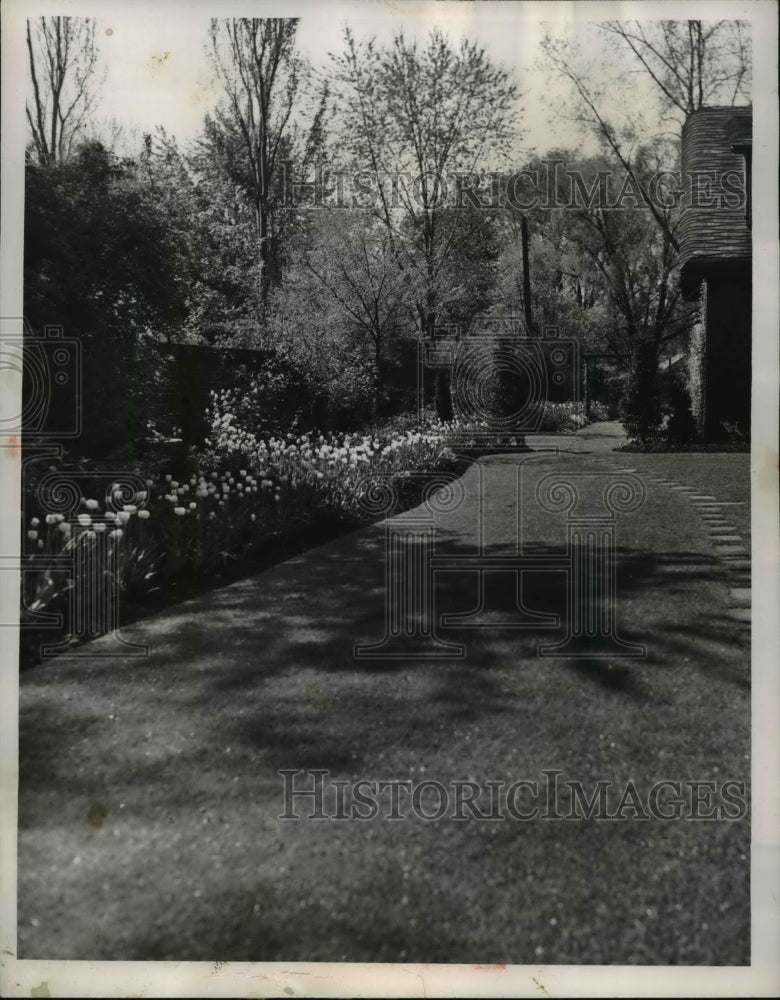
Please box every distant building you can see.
[679,106,752,440]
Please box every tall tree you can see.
[207,18,306,303]
[26,16,102,165]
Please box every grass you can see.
[18,445,750,964]
[617,441,750,453]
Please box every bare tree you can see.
[208,18,304,302]
[26,16,101,165]
[601,20,751,127]
[541,21,751,249]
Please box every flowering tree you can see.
[299,213,420,421]
[331,26,521,417]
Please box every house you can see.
[679,106,752,440]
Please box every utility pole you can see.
[521,215,534,337]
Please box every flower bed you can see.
[20,396,599,665]
[19,415,462,665]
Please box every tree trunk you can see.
[374,338,382,424]
[435,368,454,422]
[257,202,269,304]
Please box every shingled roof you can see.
[678,106,752,298]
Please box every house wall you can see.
[702,265,751,439]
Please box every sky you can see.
[39,1,644,159]
[19,0,759,164]
[11,0,762,175]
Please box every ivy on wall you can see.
[685,285,706,435]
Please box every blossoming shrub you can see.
[204,360,308,442]
[536,400,602,432]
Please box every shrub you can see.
[620,341,661,444]
[537,400,593,433]
[664,372,698,444]
[586,400,612,422]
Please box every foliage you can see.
[24,141,192,456]
[599,20,751,128]
[685,315,705,434]
[204,358,311,442]
[620,339,661,444]
[541,21,751,247]
[664,371,698,444]
[537,18,750,435]
[537,401,595,433]
[298,212,419,420]
[262,272,377,429]
[493,148,698,433]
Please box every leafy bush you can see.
[24,144,192,457]
[620,341,661,444]
[664,372,698,444]
[586,400,612,422]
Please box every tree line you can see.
[24,16,751,452]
